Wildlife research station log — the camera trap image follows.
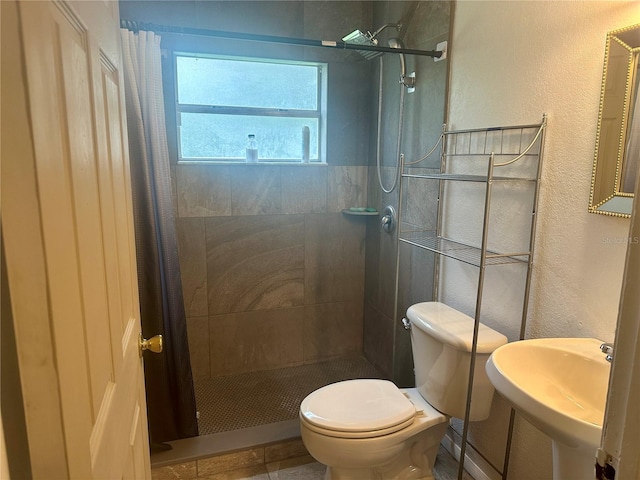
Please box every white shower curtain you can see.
[120,29,198,444]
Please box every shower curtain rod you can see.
[120,20,443,59]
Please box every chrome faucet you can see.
[380,205,396,234]
[600,342,614,362]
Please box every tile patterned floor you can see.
[194,356,384,435]
[151,446,472,480]
[233,447,474,480]
[180,356,475,479]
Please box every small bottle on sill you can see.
[246,134,258,163]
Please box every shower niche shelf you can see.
[395,115,547,480]
[341,208,379,216]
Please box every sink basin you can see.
[486,338,611,479]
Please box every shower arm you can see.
[368,23,401,42]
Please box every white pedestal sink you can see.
[485,338,611,479]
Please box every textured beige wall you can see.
[446,1,640,478]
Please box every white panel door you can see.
[3,0,152,478]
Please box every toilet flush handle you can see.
[401,318,411,330]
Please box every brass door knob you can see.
[139,334,163,357]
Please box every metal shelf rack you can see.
[399,232,530,267]
[395,115,547,480]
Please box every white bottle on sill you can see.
[302,126,310,163]
[246,134,258,162]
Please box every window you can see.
[175,53,327,163]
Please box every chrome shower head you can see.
[341,29,382,60]
[342,22,401,60]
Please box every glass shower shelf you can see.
[399,232,530,267]
[401,173,536,182]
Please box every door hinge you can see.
[596,449,616,480]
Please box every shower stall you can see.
[120,0,452,460]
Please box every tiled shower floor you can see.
[194,356,384,435]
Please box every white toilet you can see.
[299,302,508,480]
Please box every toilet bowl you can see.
[300,381,448,479]
[299,302,508,480]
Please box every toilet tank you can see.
[406,302,508,421]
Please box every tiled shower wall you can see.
[363,1,451,385]
[119,0,375,379]
[173,166,369,378]
[119,0,451,382]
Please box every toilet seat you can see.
[300,379,417,439]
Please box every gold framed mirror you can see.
[590,24,640,218]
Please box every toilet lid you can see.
[300,379,416,434]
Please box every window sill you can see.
[177,160,328,167]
